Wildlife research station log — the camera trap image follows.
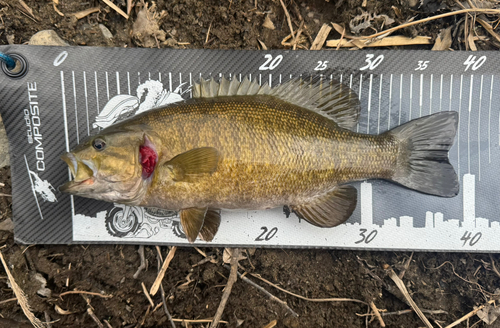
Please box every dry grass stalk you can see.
[249,272,367,305]
[101,0,129,19]
[310,24,332,50]
[205,22,212,44]
[141,282,154,307]
[326,35,431,48]
[477,18,500,43]
[229,265,298,317]
[385,266,432,328]
[150,246,177,296]
[71,7,100,20]
[0,251,46,328]
[210,248,240,328]
[366,8,500,39]
[18,0,36,19]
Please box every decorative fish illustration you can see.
[60,76,459,243]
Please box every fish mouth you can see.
[59,153,96,193]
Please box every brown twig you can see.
[0,193,11,197]
[227,266,299,317]
[398,252,414,279]
[279,0,295,44]
[366,8,500,40]
[155,248,176,328]
[133,245,146,279]
[0,297,17,305]
[210,248,240,328]
[87,308,104,328]
[490,254,500,278]
[370,301,386,327]
[150,246,177,296]
[58,291,113,298]
[173,318,228,324]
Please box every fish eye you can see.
[92,138,106,151]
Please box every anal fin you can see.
[180,207,207,243]
[288,185,357,227]
[198,209,221,242]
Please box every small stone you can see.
[6,34,14,45]
[28,30,69,46]
[99,24,113,39]
[307,12,314,18]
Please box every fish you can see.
[60,76,459,243]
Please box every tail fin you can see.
[389,112,459,197]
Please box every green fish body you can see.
[60,77,459,242]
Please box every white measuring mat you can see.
[0,46,497,251]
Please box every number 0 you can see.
[53,51,68,67]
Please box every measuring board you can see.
[0,45,498,251]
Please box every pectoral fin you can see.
[165,147,220,182]
[198,209,221,242]
[180,207,207,243]
[288,185,357,227]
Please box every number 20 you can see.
[259,54,283,70]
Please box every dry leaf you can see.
[262,15,275,30]
[467,33,477,51]
[477,304,500,324]
[223,248,246,264]
[55,305,74,315]
[71,7,100,20]
[263,320,277,328]
[477,18,500,43]
[350,12,395,34]
[258,39,268,50]
[432,26,452,51]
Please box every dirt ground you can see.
[1,0,500,327]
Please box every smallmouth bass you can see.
[60,77,459,242]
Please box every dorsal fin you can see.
[192,76,361,130]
